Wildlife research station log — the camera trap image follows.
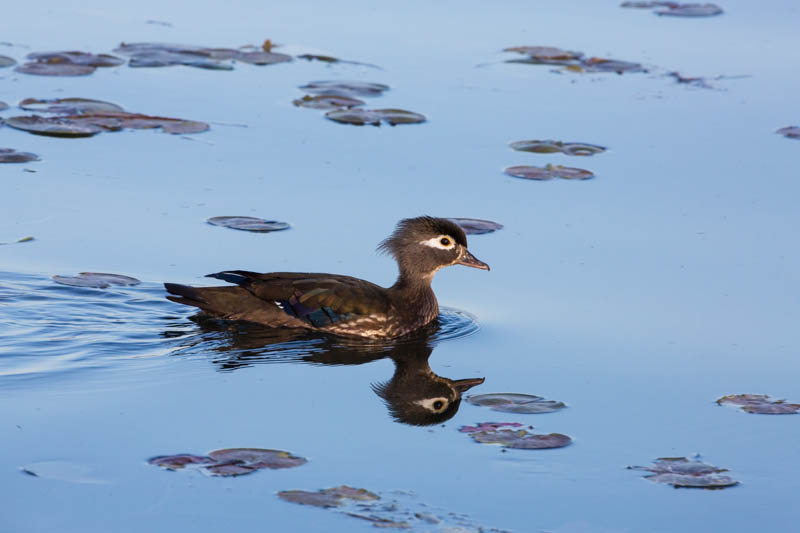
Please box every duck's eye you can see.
[433,400,445,410]
[440,237,451,246]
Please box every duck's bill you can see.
[457,250,490,271]
[453,377,486,393]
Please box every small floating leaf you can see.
[4,115,104,137]
[293,94,365,110]
[208,448,308,469]
[325,108,425,126]
[0,148,40,163]
[776,126,800,140]
[207,216,291,233]
[510,140,606,156]
[14,62,96,76]
[504,46,582,63]
[447,218,504,235]
[581,57,646,74]
[53,272,140,289]
[628,457,739,489]
[504,164,594,181]
[655,4,723,16]
[299,80,390,97]
[19,97,125,115]
[467,393,566,414]
[717,394,800,414]
[148,454,212,470]
[461,422,571,449]
[279,486,380,508]
[26,51,124,67]
[0,55,16,68]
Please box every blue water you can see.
[3,1,800,531]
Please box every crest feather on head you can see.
[377,216,467,258]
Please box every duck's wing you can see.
[207,270,391,328]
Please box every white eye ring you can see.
[414,397,449,412]
[419,235,456,250]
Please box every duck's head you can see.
[378,216,489,280]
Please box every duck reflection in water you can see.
[171,314,484,426]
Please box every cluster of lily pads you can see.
[148,447,307,477]
[293,80,426,127]
[504,139,604,182]
[504,45,646,75]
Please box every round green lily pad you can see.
[467,393,566,414]
[208,448,308,469]
[207,216,290,233]
[53,273,141,289]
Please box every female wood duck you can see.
[164,216,489,339]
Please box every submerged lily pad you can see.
[299,80,390,97]
[0,55,16,68]
[510,140,606,156]
[717,394,800,414]
[114,42,290,69]
[0,148,40,163]
[279,486,380,508]
[149,448,307,477]
[776,126,800,140]
[53,272,141,289]
[207,216,291,233]
[325,108,426,126]
[292,94,365,110]
[628,457,739,489]
[460,422,571,449]
[467,393,566,414]
[19,97,125,115]
[505,164,594,181]
[447,218,504,235]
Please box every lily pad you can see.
[148,454,212,470]
[777,126,800,140]
[580,57,646,74]
[503,46,582,64]
[717,394,800,414]
[0,148,40,163]
[26,50,124,67]
[467,393,566,414]
[461,422,571,449]
[655,4,723,16]
[14,62,96,76]
[299,80,390,97]
[459,422,524,433]
[628,457,739,489]
[0,55,16,68]
[278,486,380,508]
[510,140,606,156]
[505,47,645,74]
[208,448,308,469]
[293,94,365,110]
[4,115,104,137]
[114,42,291,69]
[447,218,504,235]
[504,164,594,181]
[6,110,208,137]
[207,216,291,233]
[325,108,426,126]
[53,272,141,289]
[19,97,125,115]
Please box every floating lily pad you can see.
[279,486,380,508]
[14,62,96,76]
[628,457,739,489]
[717,394,800,414]
[503,46,582,64]
[296,54,380,69]
[506,46,645,74]
[207,216,291,233]
[149,447,307,477]
[148,454,212,470]
[53,272,141,289]
[777,126,800,140]
[19,97,125,115]
[505,164,594,181]
[447,218,504,235]
[581,57,646,74]
[461,422,571,449]
[0,148,40,163]
[656,4,723,16]
[299,80,390,97]
[4,115,104,137]
[26,50,124,67]
[325,108,426,126]
[510,140,606,156]
[467,393,566,414]
[114,42,291,69]
[6,109,208,137]
[0,55,16,68]
[293,94,365,110]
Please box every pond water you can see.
[2,0,800,531]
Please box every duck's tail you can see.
[164,283,245,316]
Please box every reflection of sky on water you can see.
[2,0,800,531]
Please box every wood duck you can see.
[164,216,489,339]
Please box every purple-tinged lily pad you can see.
[510,140,606,156]
[208,448,308,469]
[467,393,566,414]
[14,62,96,76]
[459,422,524,433]
[776,126,800,140]
[207,216,291,233]
[25,51,124,67]
[325,108,425,126]
[293,94,365,110]
[6,108,208,136]
[278,486,380,508]
[19,97,125,115]
[53,272,141,289]
[717,394,800,414]
[447,218,503,235]
[204,463,257,477]
[628,457,739,489]
[148,454,212,470]
[0,148,40,163]
[461,422,571,449]
[505,164,594,181]
[299,80,390,98]
[0,55,16,68]
[114,42,290,69]
[4,115,104,137]
[655,3,723,16]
